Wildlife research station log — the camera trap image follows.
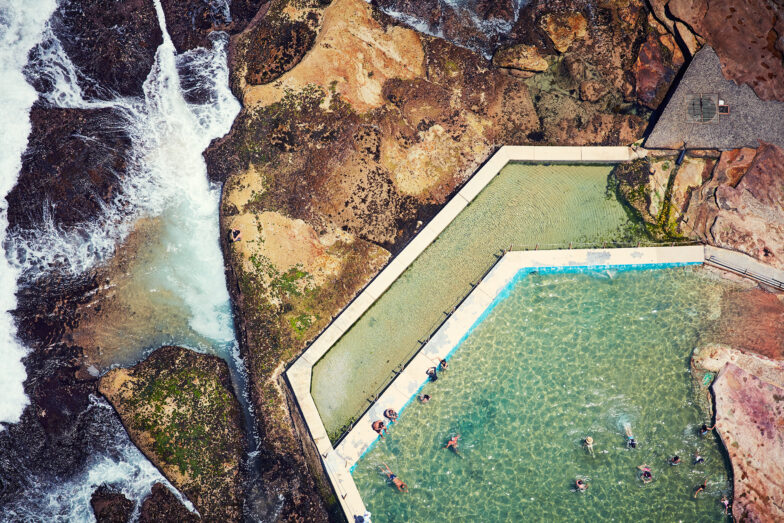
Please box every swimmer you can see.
[669,455,681,466]
[575,478,588,492]
[694,452,705,464]
[439,359,448,370]
[372,420,387,438]
[625,423,637,448]
[583,436,595,456]
[380,463,409,493]
[444,434,460,455]
[383,408,398,422]
[418,394,431,403]
[721,496,730,514]
[698,423,715,436]
[426,367,438,381]
[637,465,653,484]
[693,478,708,498]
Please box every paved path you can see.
[705,246,784,290]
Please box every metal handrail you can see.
[704,255,784,290]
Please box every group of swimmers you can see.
[371,359,447,438]
[574,422,730,513]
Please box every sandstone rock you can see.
[99,346,245,522]
[646,157,675,218]
[694,345,784,388]
[634,33,682,109]
[90,485,134,523]
[708,287,784,361]
[539,12,587,53]
[492,44,548,72]
[674,21,700,56]
[685,144,784,269]
[669,157,707,215]
[713,364,784,522]
[140,483,198,523]
[578,80,606,103]
[668,0,784,102]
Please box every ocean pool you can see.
[313,163,647,437]
[352,267,734,521]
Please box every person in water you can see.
[669,455,681,466]
[439,359,448,371]
[583,436,595,456]
[693,478,708,498]
[418,394,431,403]
[383,408,398,422]
[625,423,637,448]
[721,496,730,514]
[381,463,409,493]
[575,478,588,492]
[637,465,653,484]
[372,420,387,438]
[699,423,715,436]
[445,434,460,455]
[694,452,705,464]
[426,367,438,381]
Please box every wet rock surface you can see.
[139,483,199,523]
[91,485,134,523]
[712,363,784,522]
[99,346,246,522]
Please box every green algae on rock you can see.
[98,346,245,522]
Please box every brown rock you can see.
[579,80,607,103]
[492,44,549,72]
[713,147,757,186]
[99,347,245,522]
[539,12,587,53]
[140,483,199,523]
[713,364,784,522]
[634,33,679,109]
[709,287,784,360]
[669,0,784,102]
[90,485,134,523]
[669,157,708,214]
[674,21,700,56]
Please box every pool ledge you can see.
[288,244,705,519]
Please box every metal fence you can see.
[330,238,701,444]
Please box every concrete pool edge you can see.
[289,246,709,519]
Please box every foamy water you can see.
[0,0,58,428]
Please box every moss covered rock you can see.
[98,346,245,522]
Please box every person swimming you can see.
[624,423,637,448]
[380,463,409,493]
[669,455,681,466]
[637,465,653,483]
[693,478,708,498]
[699,423,715,436]
[694,452,705,464]
[583,436,595,456]
[721,496,730,514]
[426,367,438,381]
[383,408,398,421]
[372,420,387,438]
[418,394,431,403]
[439,359,448,370]
[445,434,460,455]
[575,478,588,492]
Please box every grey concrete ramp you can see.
[645,46,784,151]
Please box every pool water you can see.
[313,163,647,436]
[352,267,735,521]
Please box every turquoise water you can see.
[353,267,734,521]
[314,163,647,437]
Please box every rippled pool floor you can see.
[353,268,735,522]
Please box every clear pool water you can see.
[353,267,734,521]
[313,163,645,437]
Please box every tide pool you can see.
[352,267,734,521]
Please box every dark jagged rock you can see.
[48,0,163,98]
[6,106,130,232]
[99,346,245,522]
[91,485,134,523]
[634,32,683,109]
[140,483,199,523]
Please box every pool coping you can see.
[286,145,656,520]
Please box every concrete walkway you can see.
[705,246,784,290]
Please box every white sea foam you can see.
[0,0,58,428]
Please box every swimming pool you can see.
[312,163,647,437]
[352,267,734,521]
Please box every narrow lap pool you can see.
[352,267,734,521]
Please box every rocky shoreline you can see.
[3,0,784,521]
